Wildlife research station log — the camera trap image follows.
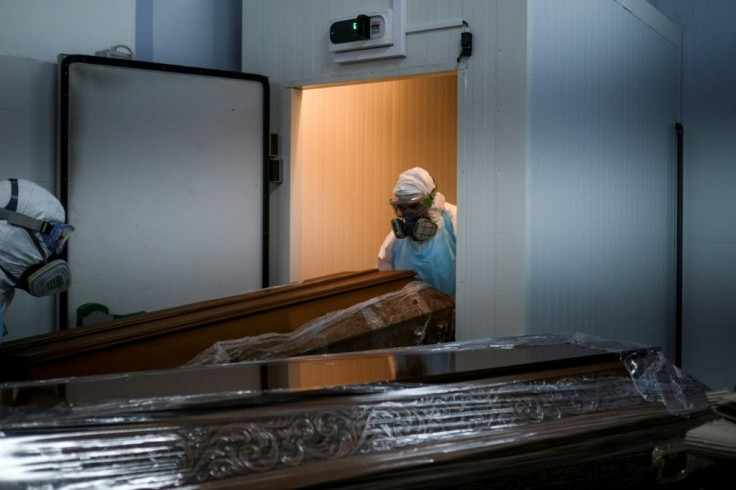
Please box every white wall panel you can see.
[527,0,680,355]
[455,0,529,340]
[0,0,135,63]
[244,0,467,86]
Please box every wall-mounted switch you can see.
[330,15,371,44]
[328,12,392,53]
[328,0,407,64]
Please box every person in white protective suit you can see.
[0,179,74,339]
[377,167,457,297]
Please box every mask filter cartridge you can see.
[22,259,72,297]
[391,217,438,241]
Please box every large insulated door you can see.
[59,56,269,329]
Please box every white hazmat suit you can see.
[1,179,70,337]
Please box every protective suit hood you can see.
[0,179,66,313]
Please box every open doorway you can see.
[291,72,458,281]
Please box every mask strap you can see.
[421,189,437,209]
[0,179,55,235]
[0,264,20,285]
[22,228,48,258]
[0,207,55,235]
[5,178,19,211]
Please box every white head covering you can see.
[0,179,66,312]
[392,167,447,226]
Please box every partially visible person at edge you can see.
[376,167,457,297]
[0,178,74,341]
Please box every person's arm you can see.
[376,232,396,270]
[444,202,458,232]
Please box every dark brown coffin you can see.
[0,333,715,489]
[0,269,454,381]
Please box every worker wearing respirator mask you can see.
[0,179,74,340]
[377,167,457,297]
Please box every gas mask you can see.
[391,215,438,241]
[0,179,73,297]
[11,256,71,297]
[389,189,438,241]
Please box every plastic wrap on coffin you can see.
[0,333,715,489]
[185,280,455,366]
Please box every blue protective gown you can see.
[391,209,456,296]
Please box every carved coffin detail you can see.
[172,371,649,485]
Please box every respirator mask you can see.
[0,180,73,297]
[389,189,438,241]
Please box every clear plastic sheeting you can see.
[0,333,715,489]
[185,280,455,366]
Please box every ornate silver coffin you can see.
[0,333,714,489]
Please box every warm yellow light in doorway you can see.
[294,72,457,281]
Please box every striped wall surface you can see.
[683,123,736,390]
[294,74,457,281]
[527,0,681,356]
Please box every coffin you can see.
[0,333,716,489]
[0,269,455,381]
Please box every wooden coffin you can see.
[0,333,715,489]
[0,269,454,381]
